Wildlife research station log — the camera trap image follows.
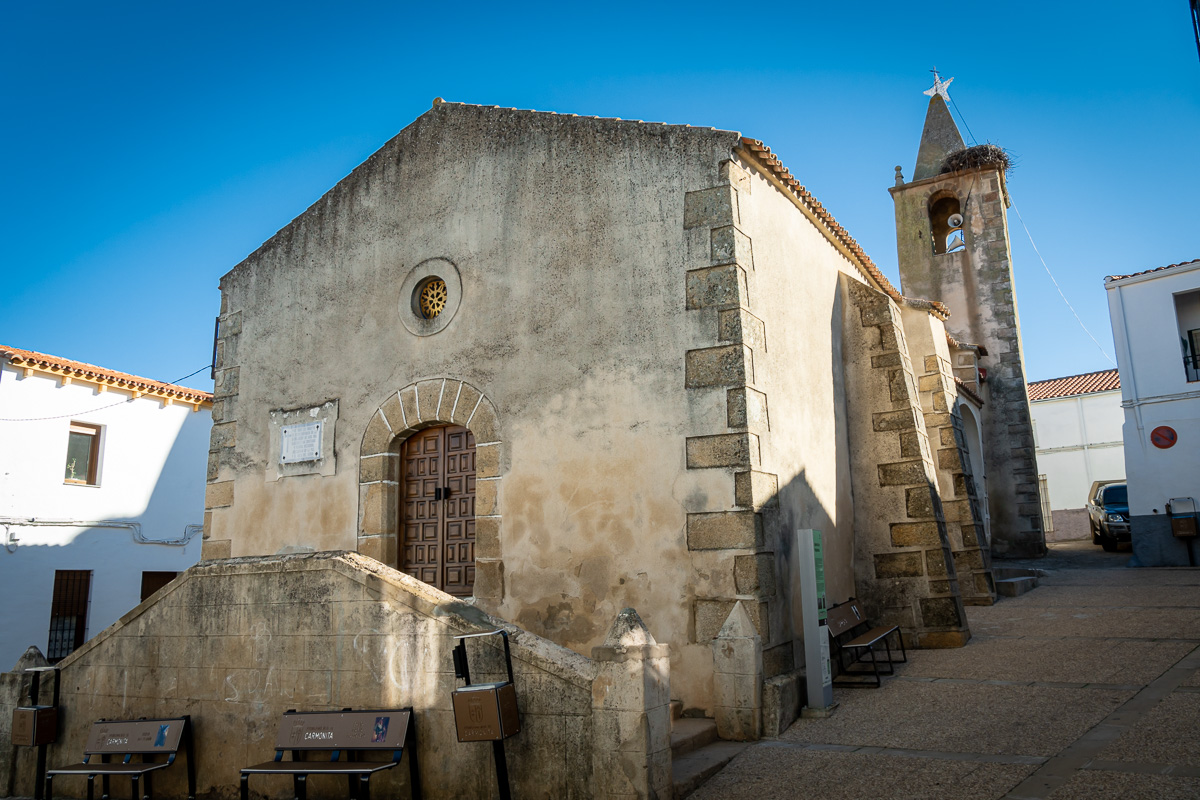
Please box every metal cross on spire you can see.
[923,68,954,103]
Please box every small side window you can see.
[47,570,92,662]
[64,422,101,485]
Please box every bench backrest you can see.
[274,710,411,752]
[84,718,188,756]
[825,602,866,639]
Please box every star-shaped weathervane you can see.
[924,68,954,102]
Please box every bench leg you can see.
[347,773,357,800]
[240,773,250,800]
[294,773,307,800]
[144,769,153,800]
[130,774,140,800]
[45,773,54,800]
[359,774,371,800]
[895,629,908,663]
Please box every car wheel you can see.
[1091,520,1101,545]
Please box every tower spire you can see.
[913,93,965,182]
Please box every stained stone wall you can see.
[839,275,970,648]
[0,552,671,800]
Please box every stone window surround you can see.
[357,378,503,602]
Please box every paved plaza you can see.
[692,540,1200,800]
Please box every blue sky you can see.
[3,1,1197,389]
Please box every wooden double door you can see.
[399,425,476,596]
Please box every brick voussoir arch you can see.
[357,378,504,602]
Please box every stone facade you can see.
[890,96,1046,559]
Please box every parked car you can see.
[1087,481,1130,552]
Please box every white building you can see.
[1027,370,1124,541]
[1105,258,1200,566]
[0,346,212,668]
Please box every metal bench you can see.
[826,600,906,688]
[45,716,195,800]
[240,708,420,800]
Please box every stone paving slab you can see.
[1027,585,1200,608]
[779,682,1132,757]
[688,745,1036,800]
[1045,769,1200,799]
[1095,691,1200,767]
[965,606,1200,640]
[900,637,1195,685]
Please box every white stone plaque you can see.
[280,421,323,464]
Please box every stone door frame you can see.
[359,378,504,602]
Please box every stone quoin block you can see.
[889,521,941,547]
[874,551,925,578]
[719,159,752,194]
[718,309,767,352]
[878,460,929,486]
[361,411,392,456]
[686,264,748,310]
[695,599,767,642]
[475,443,501,478]
[474,479,499,516]
[201,539,231,560]
[687,511,763,551]
[205,481,234,509]
[920,597,964,628]
[358,453,398,483]
[686,345,748,388]
[727,387,769,431]
[924,547,950,577]
[474,517,502,559]
[734,471,778,510]
[734,553,776,596]
[686,433,759,469]
[873,408,919,432]
[683,185,739,229]
[710,225,754,269]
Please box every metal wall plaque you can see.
[280,421,323,464]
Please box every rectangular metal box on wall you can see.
[12,706,57,746]
[452,682,520,742]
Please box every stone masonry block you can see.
[448,383,479,426]
[720,159,752,194]
[953,549,984,571]
[476,443,501,478]
[924,354,940,372]
[475,479,498,516]
[207,451,218,482]
[873,408,919,432]
[734,553,776,596]
[686,344,752,388]
[874,551,924,578]
[718,309,766,352]
[889,521,941,547]
[684,185,738,229]
[918,374,944,393]
[905,487,936,519]
[474,558,504,601]
[686,433,758,469]
[359,454,398,483]
[205,480,234,509]
[695,599,766,641]
[872,352,902,368]
[399,385,421,426]
[714,672,762,715]
[362,411,392,456]
[937,447,962,471]
[899,431,923,459]
[474,516,501,559]
[734,471,778,510]
[686,264,748,310]
[687,512,762,551]
[919,597,964,629]
[358,482,396,536]
[727,387,769,431]
[711,225,754,268]
[201,539,231,560]
[379,392,405,431]
[469,397,499,442]
[878,460,928,486]
[416,379,443,421]
[925,547,949,577]
[210,421,237,449]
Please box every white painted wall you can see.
[1107,263,1200,518]
[1031,389,1125,510]
[0,361,210,668]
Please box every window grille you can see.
[47,570,92,662]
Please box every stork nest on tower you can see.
[940,143,1012,175]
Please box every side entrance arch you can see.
[400,424,476,596]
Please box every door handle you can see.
[434,487,443,501]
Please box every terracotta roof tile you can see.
[737,138,951,320]
[1027,369,1120,401]
[1,345,213,406]
[1106,258,1200,282]
[954,377,984,406]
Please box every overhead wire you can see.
[946,87,1117,367]
[0,362,213,422]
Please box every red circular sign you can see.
[1151,426,1178,449]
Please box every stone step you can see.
[670,717,718,759]
[670,700,683,725]
[672,740,751,799]
[995,576,1037,597]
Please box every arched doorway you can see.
[399,424,477,596]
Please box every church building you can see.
[2,93,1044,800]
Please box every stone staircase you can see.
[992,566,1047,597]
[670,703,750,799]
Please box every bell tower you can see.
[889,78,1046,558]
